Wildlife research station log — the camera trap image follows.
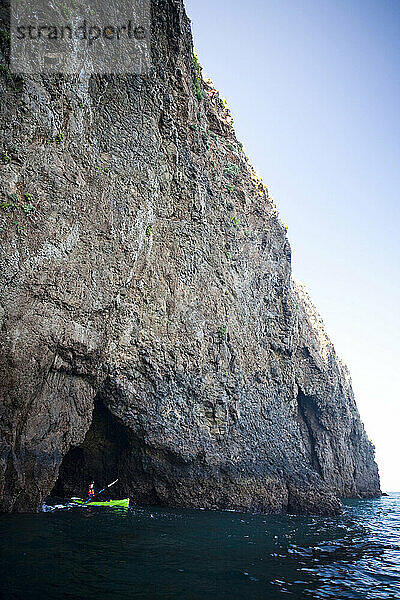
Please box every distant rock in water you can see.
[0,0,380,514]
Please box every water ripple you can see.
[0,494,399,599]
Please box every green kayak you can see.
[72,498,129,508]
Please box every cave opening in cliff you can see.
[51,395,158,503]
[296,389,323,478]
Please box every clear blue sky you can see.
[186,0,400,492]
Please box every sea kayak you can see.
[72,498,129,508]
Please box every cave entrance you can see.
[51,396,157,503]
[296,388,323,478]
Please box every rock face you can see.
[0,0,380,513]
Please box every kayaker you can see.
[88,481,95,500]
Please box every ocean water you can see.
[1,494,399,600]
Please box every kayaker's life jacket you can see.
[88,483,95,498]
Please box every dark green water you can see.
[1,494,399,599]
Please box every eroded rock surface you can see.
[0,0,380,513]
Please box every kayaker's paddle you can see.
[83,478,119,504]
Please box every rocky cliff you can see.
[0,0,380,513]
